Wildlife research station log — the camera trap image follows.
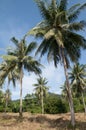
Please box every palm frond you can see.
[51,0,57,9]
[0,62,17,87]
[55,11,68,25]
[62,21,86,31]
[59,0,68,11]
[27,21,49,38]
[35,38,50,57]
[2,55,17,62]
[44,28,55,39]
[11,37,19,47]
[47,38,60,67]
[34,0,51,20]
[25,42,37,55]
[24,57,42,75]
[64,30,86,49]
[68,3,80,14]
[68,3,86,22]
[63,36,81,62]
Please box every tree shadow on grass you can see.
[28,115,86,130]
[0,113,23,127]
[0,113,86,130]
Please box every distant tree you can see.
[24,93,41,113]
[33,76,49,114]
[11,100,20,113]
[69,63,86,113]
[4,89,11,113]
[61,82,67,99]
[0,61,19,113]
[45,93,68,114]
[1,37,42,117]
[24,94,35,111]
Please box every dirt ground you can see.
[0,112,86,130]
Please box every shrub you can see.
[44,95,68,114]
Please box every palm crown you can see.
[28,0,86,67]
[34,76,49,98]
[69,63,86,92]
[0,61,19,87]
[4,37,42,75]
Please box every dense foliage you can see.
[0,90,86,114]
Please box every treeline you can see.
[0,91,86,114]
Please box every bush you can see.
[44,95,68,114]
[11,101,20,113]
[0,106,4,112]
[30,106,41,114]
[73,98,84,112]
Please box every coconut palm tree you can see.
[0,61,20,113]
[2,37,42,117]
[69,63,86,113]
[33,76,49,114]
[27,0,86,126]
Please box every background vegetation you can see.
[0,90,86,114]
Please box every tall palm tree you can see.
[0,61,19,113]
[69,63,86,113]
[33,76,49,114]
[27,0,86,126]
[2,37,42,117]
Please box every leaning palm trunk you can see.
[62,50,75,127]
[19,68,23,117]
[81,92,86,113]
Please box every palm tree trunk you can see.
[41,89,44,114]
[5,83,9,113]
[19,68,23,117]
[62,50,75,127]
[81,92,86,113]
[5,99,8,113]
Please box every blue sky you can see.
[0,0,86,100]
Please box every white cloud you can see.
[12,73,37,100]
[43,63,64,81]
[12,63,65,100]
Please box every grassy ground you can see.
[0,112,86,130]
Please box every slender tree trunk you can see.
[5,84,9,113]
[5,99,8,113]
[19,68,23,117]
[41,89,44,114]
[81,92,86,113]
[62,50,75,127]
